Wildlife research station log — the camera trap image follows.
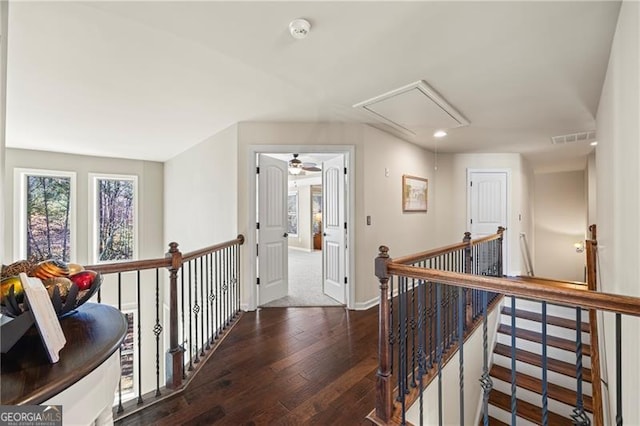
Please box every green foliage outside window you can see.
[26,175,72,262]
[97,178,135,261]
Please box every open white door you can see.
[258,155,288,305]
[322,155,346,304]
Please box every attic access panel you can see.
[354,80,469,136]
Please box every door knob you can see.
[283,232,289,238]
[323,233,327,237]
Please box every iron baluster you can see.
[117,272,124,414]
[418,280,426,426]
[411,278,417,388]
[199,257,205,357]
[480,290,493,426]
[205,255,210,350]
[137,270,143,404]
[616,313,622,426]
[542,301,549,426]
[458,286,465,425]
[571,308,590,425]
[510,296,517,425]
[187,261,193,370]
[193,259,200,364]
[436,282,443,426]
[154,268,162,397]
[181,264,187,378]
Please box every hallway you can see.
[117,306,378,425]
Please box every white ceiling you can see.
[6,1,621,170]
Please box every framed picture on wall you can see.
[402,175,428,212]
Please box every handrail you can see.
[393,228,505,265]
[85,235,245,274]
[182,235,245,262]
[386,263,640,317]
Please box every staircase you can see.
[486,297,594,425]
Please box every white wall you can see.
[0,1,8,263]
[164,123,238,253]
[533,171,587,281]
[595,1,640,424]
[237,122,443,309]
[586,152,597,227]
[433,153,534,275]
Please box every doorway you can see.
[250,147,353,309]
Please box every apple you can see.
[69,270,97,291]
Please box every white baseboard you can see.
[240,303,252,312]
[354,297,378,310]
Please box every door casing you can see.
[246,145,355,311]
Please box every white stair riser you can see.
[488,404,539,426]
[500,315,590,343]
[496,333,592,369]
[493,353,593,396]
[492,376,593,420]
[503,298,589,319]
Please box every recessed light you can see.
[590,141,598,146]
[434,130,447,138]
[289,19,311,39]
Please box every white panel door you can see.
[469,171,507,237]
[322,155,346,304]
[469,170,508,272]
[258,155,288,305]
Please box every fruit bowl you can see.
[1,260,102,318]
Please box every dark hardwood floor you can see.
[117,306,378,425]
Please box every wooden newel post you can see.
[375,246,393,423]
[496,226,506,277]
[166,242,184,390]
[463,232,473,328]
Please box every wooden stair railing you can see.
[586,224,604,426]
[371,225,640,425]
[85,235,245,419]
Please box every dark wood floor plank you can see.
[489,389,573,426]
[115,306,378,425]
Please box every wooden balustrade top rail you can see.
[392,231,503,265]
[386,264,640,317]
[85,235,245,274]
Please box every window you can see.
[287,192,298,236]
[90,174,138,263]
[14,169,76,262]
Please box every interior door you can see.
[468,170,508,270]
[258,155,288,305]
[322,155,346,304]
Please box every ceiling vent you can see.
[353,80,469,137]
[551,130,596,145]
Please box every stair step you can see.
[488,389,573,426]
[485,415,510,426]
[498,324,591,356]
[494,344,592,383]
[490,364,593,412]
[502,307,589,333]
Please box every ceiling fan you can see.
[289,154,321,175]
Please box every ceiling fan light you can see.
[289,165,303,175]
[434,130,447,138]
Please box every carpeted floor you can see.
[261,249,343,307]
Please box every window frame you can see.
[13,168,77,262]
[89,173,139,264]
[287,191,299,237]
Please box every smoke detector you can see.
[289,19,311,39]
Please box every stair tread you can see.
[498,323,591,356]
[502,306,590,333]
[494,343,592,382]
[490,364,593,412]
[488,389,573,426]
[484,416,509,426]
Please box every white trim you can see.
[466,168,511,275]
[13,168,77,262]
[88,173,139,264]
[247,145,356,311]
[354,296,379,311]
[287,190,299,237]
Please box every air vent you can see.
[353,80,469,137]
[551,131,596,145]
